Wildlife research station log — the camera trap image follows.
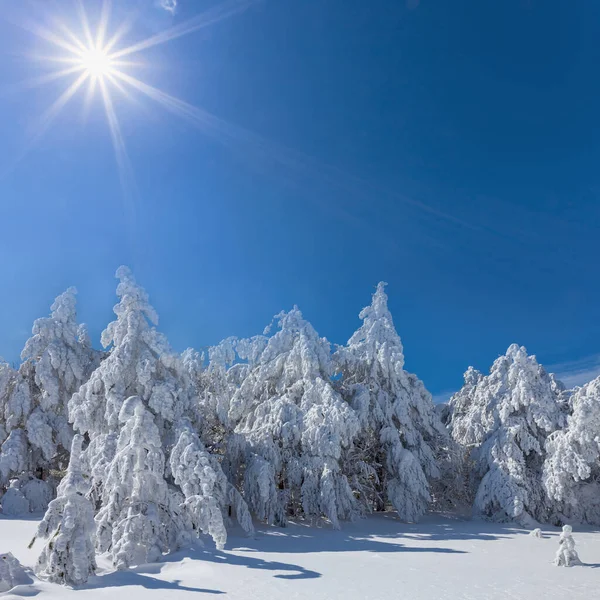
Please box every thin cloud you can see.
[159,0,177,14]
[431,390,455,405]
[547,354,600,389]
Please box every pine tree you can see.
[0,288,98,505]
[69,267,194,439]
[448,344,564,525]
[170,420,253,548]
[229,307,360,528]
[334,282,453,521]
[96,397,189,569]
[0,361,15,448]
[68,266,199,503]
[44,267,253,575]
[544,376,600,524]
[34,435,97,586]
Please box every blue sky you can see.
[0,0,599,399]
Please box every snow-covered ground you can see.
[2,514,599,599]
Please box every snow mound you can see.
[0,552,30,593]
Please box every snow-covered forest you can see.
[1,267,599,587]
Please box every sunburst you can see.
[4,0,256,193]
[4,0,470,236]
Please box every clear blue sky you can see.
[1,0,599,399]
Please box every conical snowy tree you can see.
[228,308,360,528]
[0,288,98,505]
[96,396,191,569]
[69,267,195,439]
[68,267,198,503]
[49,266,253,576]
[334,282,453,521]
[543,376,600,524]
[448,345,564,525]
[34,435,97,586]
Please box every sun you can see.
[5,0,262,202]
[79,47,113,78]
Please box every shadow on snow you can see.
[227,514,471,556]
[156,545,322,580]
[81,569,224,594]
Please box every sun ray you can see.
[98,77,139,230]
[109,0,256,60]
[0,70,89,181]
[76,0,95,50]
[21,20,85,57]
[105,73,132,101]
[96,0,111,51]
[26,54,85,65]
[50,17,89,54]
[112,70,474,230]
[0,64,85,98]
[35,71,90,136]
[82,75,99,123]
[103,10,139,55]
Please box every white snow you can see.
[2,513,599,599]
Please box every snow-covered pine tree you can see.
[0,288,98,508]
[333,282,454,522]
[96,396,191,569]
[182,339,262,529]
[543,376,600,524]
[170,419,253,548]
[34,435,97,586]
[447,344,564,525]
[55,267,252,573]
[228,307,360,528]
[0,361,14,447]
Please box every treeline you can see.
[0,268,598,585]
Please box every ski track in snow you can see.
[1,513,599,599]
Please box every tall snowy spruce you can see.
[228,308,360,528]
[96,396,189,569]
[447,345,564,525]
[543,376,600,524]
[334,282,454,522]
[0,288,98,513]
[56,267,251,572]
[34,435,97,586]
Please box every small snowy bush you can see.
[22,478,53,513]
[0,552,27,593]
[0,480,29,516]
[554,525,580,567]
[529,528,543,538]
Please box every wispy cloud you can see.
[547,354,600,389]
[159,0,177,14]
[431,389,455,405]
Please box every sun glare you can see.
[80,47,113,78]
